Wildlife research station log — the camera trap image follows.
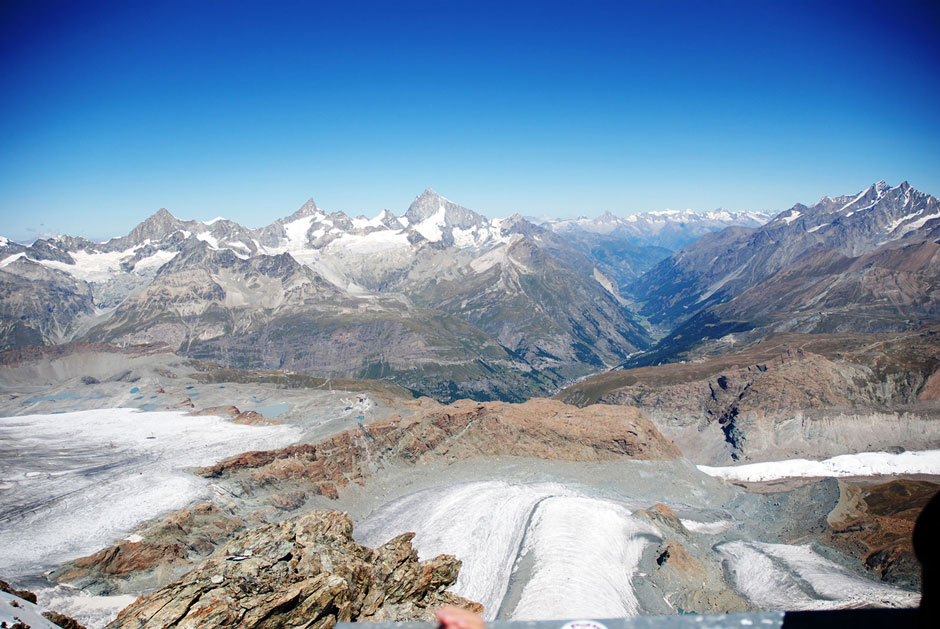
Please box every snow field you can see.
[0,408,303,577]
[698,449,940,482]
[717,541,917,610]
[355,481,660,620]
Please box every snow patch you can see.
[0,252,27,267]
[281,215,316,250]
[698,449,940,482]
[414,206,446,242]
[680,518,733,535]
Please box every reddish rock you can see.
[199,398,679,498]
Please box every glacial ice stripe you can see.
[509,495,659,620]
[354,481,660,620]
[698,449,940,482]
[0,408,303,577]
[718,541,918,610]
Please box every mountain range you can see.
[1,182,938,400]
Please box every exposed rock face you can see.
[0,189,656,403]
[634,504,750,614]
[0,258,95,348]
[199,398,680,498]
[826,479,940,587]
[557,329,940,463]
[627,181,940,365]
[108,510,481,628]
[53,504,249,595]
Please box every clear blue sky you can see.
[1,0,938,241]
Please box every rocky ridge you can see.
[557,328,940,463]
[107,510,481,628]
[200,397,680,496]
[628,181,940,364]
[0,189,657,401]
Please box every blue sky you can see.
[1,0,938,241]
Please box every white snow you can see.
[203,217,226,225]
[718,541,917,610]
[698,449,940,482]
[350,211,391,230]
[779,210,801,225]
[807,223,829,233]
[195,231,220,249]
[281,214,316,250]
[510,496,658,620]
[0,252,27,268]
[133,249,178,271]
[414,206,447,242]
[37,248,137,282]
[680,518,733,535]
[470,244,510,274]
[354,481,659,621]
[890,210,940,239]
[0,591,61,629]
[326,229,411,254]
[838,189,869,213]
[0,408,302,578]
[883,209,923,234]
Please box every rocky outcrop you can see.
[635,504,750,615]
[557,328,940,463]
[108,510,481,628]
[199,398,680,499]
[826,479,940,587]
[0,579,87,628]
[53,504,248,595]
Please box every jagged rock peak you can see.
[107,510,481,627]
[124,208,184,244]
[405,187,489,230]
[284,197,321,221]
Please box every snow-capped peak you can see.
[204,216,226,225]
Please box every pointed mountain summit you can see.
[282,198,322,223]
[123,208,185,245]
[404,188,489,230]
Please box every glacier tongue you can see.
[355,481,566,619]
[509,495,659,620]
[354,481,659,620]
[717,541,918,610]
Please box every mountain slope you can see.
[626,181,940,364]
[0,189,656,401]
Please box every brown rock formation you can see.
[557,328,940,463]
[108,510,481,628]
[199,398,680,498]
[826,479,940,586]
[635,505,750,615]
[54,504,247,592]
[189,406,279,425]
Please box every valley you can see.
[1,182,939,628]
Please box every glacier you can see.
[0,408,302,578]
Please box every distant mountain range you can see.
[628,180,940,365]
[2,182,937,399]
